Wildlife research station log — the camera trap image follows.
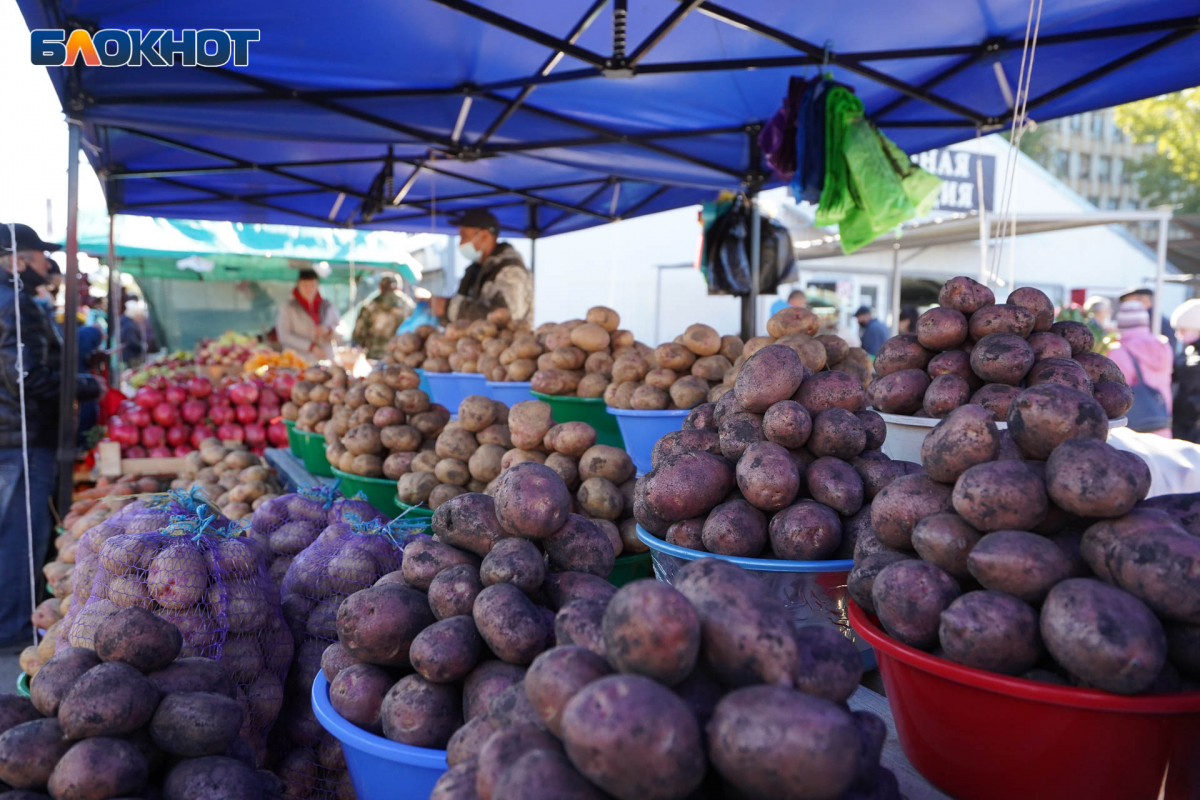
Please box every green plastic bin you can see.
[608,552,652,586]
[331,468,400,516]
[16,672,29,698]
[291,428,333,478]
[394,499,434,520]
[531,392,624,449]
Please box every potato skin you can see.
[794,371,866,414]
[380,674,462,748]
[922,373,970,418]
[1093,381,1135,419]
[541,571,617,610]
[1026,357,1093,394]
[524,646,611,736]
[707,685,858,800]
[1050,320,1095,355]
[48,736,148,800]
[967,530,1073,605]
[868,369,930,415]
[544,514,616,578]
[807,408,866,460]
[402,537,480,590]
[871,474,953,550]
[735,441,800,512]
[1096,525,1200,624]
[920,403,1000,483]
[911,513,980,581]
[480,537,545,594]
[674,558,799,687]
[952,460,1048,532]
[0,718,73,789]
[650,429,721,468]
[734,344,805,413]
[701,498,767,557]
[939,276,995,314]
[494,462,571,540]
[30,646,101,717]
[1007,287,1055,332]
[1040,578,1166,694]
[58,662,159,739]
[577,445,635,485]
[762,400,812,449]
[683,402,717,432]
[871,560,961,649]
[554,599,608,658]
[940,591,1042,675]
[917,307,969,351]
[602,580,700,686]
[462,660,525,722]
[857,410,887,451]
[806,457,864,517]
[149,691,244,756]
[718,410,765,461]
[848,551,913,615]
[637,451,735,526]
[1075,351,1126,385]
[410,615,484,683]
[1046,437,1143,519]
[428,563,485,620]
[473,583,550,665]
[93,607,183,673]
[970,384,1022,420]
[560,675,705,800]
[768,500,842,561]
[970,332,1034,385]
[791,624,863,704]
[336,582,435,668]
[146,657,236,699]
[969,304,1036,340]
[874,335,931,378]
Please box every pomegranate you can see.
[124,445,147,459]
[258,388,280,408]
[133,387,164,409]
[190,424,215,449]
[235,404,258,425]
[128,406,152,428]
[272,372,297,401]
[180,399,208,425]
[258,405,281,424]
[173,445,194,457]
[186,376,213,399]
[166,424,192,448]
[109,420,140,447]
[148,446,173,458]
[141,425,166,449]
[164,385,188,406]
[208,405,235,426]
[243,422,266,446]
[267,420,289,448]
[216,422,244,442]
[228,382,260,406]
[151,402,179,428]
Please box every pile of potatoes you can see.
[267,515,410,800]
[175,439,284,521]
[1,608,287,800]
[867,276,1134,420]
[849,385,1200,695]
[57,513,293,762]
[282,365,350,432]
[387,308,544,382]
[322,503,895,800]
[599,323,745,411]
[317,365,456,485]
[635,342,901,562]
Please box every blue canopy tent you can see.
[17,0,1200,507]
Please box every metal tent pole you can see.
[106,214,120,386]
[747,195,761,339]
[891,243,902,333]
[1153,214,1168,337]
[57,123,81,515]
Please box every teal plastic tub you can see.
[415,368,433,397]
[606,407,688,474]
[531,392,624,449]
[486,381,534,407]
[636,525,874,669]
[424,372,489,417]
[312,673,447,799]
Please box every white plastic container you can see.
[879,412,1127,464]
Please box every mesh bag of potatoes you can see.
[273,516,428,800]
[58,508,293,763]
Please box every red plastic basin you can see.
[849,602,1200,800]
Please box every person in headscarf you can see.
[277,268,341,363]
[1107,300,1174,437]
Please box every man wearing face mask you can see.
[432,209,532,324]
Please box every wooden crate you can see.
[96,441,186,478]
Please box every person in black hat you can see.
[434,208,531,324]
[277,267,342,363]
[855,305,891,356]
[0,223,101,646]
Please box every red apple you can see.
[229,382,260,406]
[109,420,140,447]
[181,400,208,425]
[134,387,164,409]
[190,424,215,449]
[186,376,213,399]
[151,402,179,428]
[148,446,173,458]
[128,406,152,428]
[141,425,166,449]
[235,404,258,425]
[173,445,194,457]
[217,422,244,442]
[166,423,192,448]
[208,405,235,426]
[267,420,289,448]
[243,422,266,446]
[164,385,188,406]
[124,445,147,459]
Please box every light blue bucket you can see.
[606,408,689,475]
[486,381,535,407]
[415,368,433,398]
[636,525,875,670]
[312,673,447,800]
[423,372,490,416]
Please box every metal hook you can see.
[822,40,834,71]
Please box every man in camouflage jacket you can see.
[352,275,414,359]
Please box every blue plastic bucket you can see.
[423,372,490,416]
[607,408,689,474]
[312,673,447,800]
[486,381,535,407]
[636,525,875,670]
[415,368,433,398]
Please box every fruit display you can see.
[866,276,1133,420]
[4,608,285,800]
[174,440,286,521]
[108,372,293,458]
[323,491,893,799]
[847,392,1199,695]
[634,342,896,561]
[56,508,292,764]
[127,352,197,389]
[195,331,263,367]
[244,350,308,373]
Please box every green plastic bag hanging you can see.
[813,85,863,227]
[843,117,915,242]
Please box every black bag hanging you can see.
[703,196,796,296]
[1125,353,1172,433]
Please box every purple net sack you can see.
[61,508,291,765]
[274,516,428,799]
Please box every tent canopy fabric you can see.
[19,0,1200,235]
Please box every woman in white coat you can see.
[277,268,340,363]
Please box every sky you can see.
[1,2,108,241]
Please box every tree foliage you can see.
[1114,89,1200,212]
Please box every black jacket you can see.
[0,274,101,449]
